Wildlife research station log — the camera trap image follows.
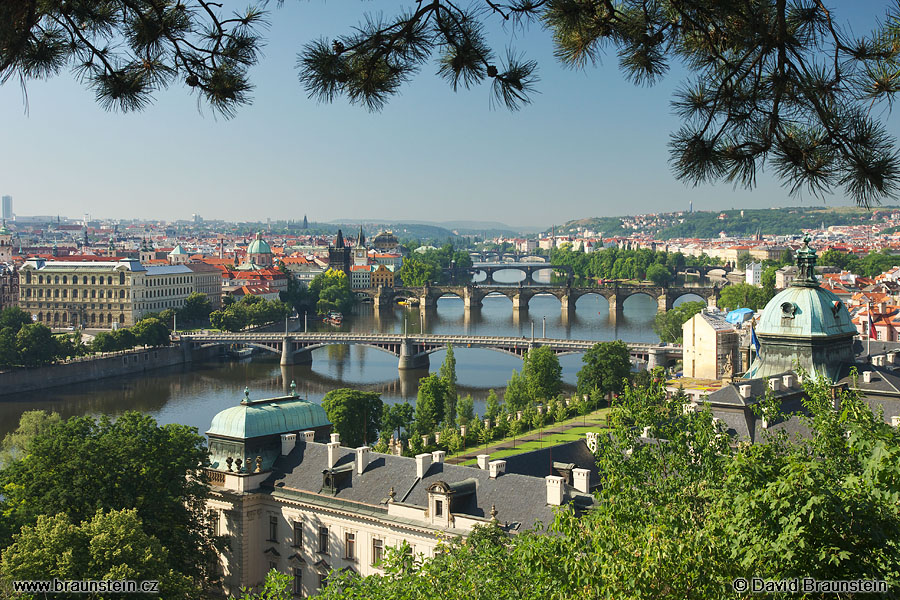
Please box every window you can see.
[318,526,328,554]
[318,573,328,592]
[269,516,278,542]
[372,538,383,566]
[345,532,355,560]
[434,500,443,517]
[293,521,302,548]
[292,567,302,597]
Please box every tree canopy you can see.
[653,300,706,343]
[321,389,384,447]
[7,2,900,204]
[576,340,632,396]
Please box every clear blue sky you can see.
[0,1,896,228]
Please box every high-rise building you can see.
[2,195,12,220]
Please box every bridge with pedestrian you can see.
[181,331,682,371]
[356,283,720,314]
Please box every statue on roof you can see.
[794,234,818,287]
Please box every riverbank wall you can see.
[0,342,221,395]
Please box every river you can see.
[0,272,713,438]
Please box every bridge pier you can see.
[608,293,621,317]
[398,339,430,370]
[647,347,666,371]
[657,294,669,313]
[560,292,573,315]
[280,337,294,366]
[512,294,529,312]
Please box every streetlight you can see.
[304,311,308,333]
[542,316,546,339]
[530,320,534,345]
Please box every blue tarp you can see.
[725,308,754,324]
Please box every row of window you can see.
[25,273,126,286]
[33,312,124,325]
[24,288,127,299]
[270,519,387,566]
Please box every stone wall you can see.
[0,343,218,395]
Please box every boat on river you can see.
[324,311,343,326]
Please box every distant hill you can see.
[556,206,900,239]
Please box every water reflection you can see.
[1,277,668,439]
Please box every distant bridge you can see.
[676,265,729,278]
[355,284,720,314]
[467,262,572,284]
[182,332,682,371]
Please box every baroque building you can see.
[205,388,592,597]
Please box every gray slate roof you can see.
[262,442,581,533]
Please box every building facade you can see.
[205,392,592,598]
[18,258,145,328]
[682,309,741,379]
[0,265,18,311]
[187,262,223,310]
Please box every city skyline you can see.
[1,1,895,227]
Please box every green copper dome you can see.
[757,285,856,338]
[247,232,272,255]
[207,395,331,440]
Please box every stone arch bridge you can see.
[356,284,719,314]
[181,332,682,371]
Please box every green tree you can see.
[0,412,212,584]
[0,307,32,333]
[652,301,706,344]
[235,569,294,600]
[521,346,562,401]
[456,395,475,429]
[180,292,213,323]
[484,389,501,422]
[503,369,529,412]
[415,375,447,435]
[0,410,61,466]
[131,317,171,347]
[577,341,632,397]
[398,256,438,287]
[381,402,415,442]
[439,345,458,425]
[0,509,194,599]
[321,389,383,447]
[645,263,672,286]
[718,283,771,311]
[315,270,354,314]
[0,327,19,367]
[15,323,58,367]
[736,251,753,270]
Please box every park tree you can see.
[315,270,354,314]
[0,327,19,368]
[15,323,57,367]
[456,395,475,429]
[521,346,562,401]
[439,345,458,425]
[577,340,632,397]
[381,402,415,442]
[0,411,213,585]
[321,389,383,447]
[398,256,438,287]
[6,2,900,205]
[645,263,672,287]
[0,307,32,332]
[131,317,171,347]
[484,389,501,422]
[0,509,194,599]
[503,369,529,412]
[180,292,213,323]
[718,283,772,311]
[415,374,448,435]
[736,251,753,271]
[0,410,61,466]
[652,300,706,344]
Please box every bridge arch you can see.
[573,290,613,310]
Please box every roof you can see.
[757,285,856,338]
[169,243,189,256]
[263,442,581,532]
[144,264,193,276]
[247,232,273,255]
[207,394,331,440]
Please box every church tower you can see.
[328,229,351,275]
[353,226,368,267]
[0,221,13,262]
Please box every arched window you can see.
[62,313,68,323]
[37,312,43,322]
[119,272,125,285]
[25,271,31,284]
[38,289,43,298]
[118,313,125,324]
[53,312,59,322]
[91,290,96,298]
[62,276,67,284]
[25,288,31,297]
[62,290,67,298]
[91,313,97,324]
[107,314,113,324]
[91,276,96,285]
[54,289,59,298]
[38,275,43,284]
[99,290,104,299]
[107,276,112,285]
[119,290,125,298]
[73,289,78,298]
[72,276,78,285]
[54,276,59,284]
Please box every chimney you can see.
[301,431,315,443]
[782,374,794,389]
[488,460,506,479]
[415,453,432,479]
[476,454,490,470]
[572,468,590,494]
[888,353,897,365]
[545,475,564,506]
[355,446,370,475]
[863,370,873,383]
[641,426,651,438]
[330,433,341,444]
[326,442,340,469]
[432,450,445,464]
[768,378,781,392]
[281,433,297,456]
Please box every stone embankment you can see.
[0,342,219,395]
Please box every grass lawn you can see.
[456,410,610,465]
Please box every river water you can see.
[0,272,712,438]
